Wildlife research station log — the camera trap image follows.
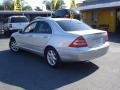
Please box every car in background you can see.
[54,9,81,20]
[4,16,29,36]
[9,18,109,68]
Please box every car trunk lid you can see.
[67,29,108,48]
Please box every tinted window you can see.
[55,9,70,17]
[24,22,37,33]
[57,20,92,31]
[55,10,62,17]
[35,21,52,34]
[11,17,29,23]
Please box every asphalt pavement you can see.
[0,35,120,90]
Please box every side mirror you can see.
[18,29,24,34]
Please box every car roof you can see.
[51,18,76,21]
[34,18,77,22]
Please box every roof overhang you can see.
[0,10,52,14]
[78,1,120,11]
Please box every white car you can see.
[4,16,29,36]
[9,18,109,68]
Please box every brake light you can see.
[69,36,88,48]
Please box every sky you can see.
[26,0,85,9]
[0,0,85,10]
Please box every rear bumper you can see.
[57,42,109,62]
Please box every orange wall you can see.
[82,11,92,24]
[82,9,116,32]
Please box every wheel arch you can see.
[44,45,62,67]
[10,37,15,41]
[44,45,57,55]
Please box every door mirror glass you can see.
[18,29,24,34]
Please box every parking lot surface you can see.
[0,36,120,90]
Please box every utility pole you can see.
[3,0,6,10]
[50,0,52,17]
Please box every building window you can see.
[92,11,97,23]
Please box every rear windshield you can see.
[11,17,29,23]
[56,20,92,31]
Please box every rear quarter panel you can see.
[46,33,77,49]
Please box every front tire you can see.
[9,38,20,52]
[45,47,62,68]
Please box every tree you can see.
[0,4,4,10]
[43,0,51,10]
[22,5,33,11]
[21,0,33,11]
[0,0,32,11]
[35,7,42,11]
[43,0,65,11]
[3,0,14,10]
[56,0,64,9]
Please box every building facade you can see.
[78,0,120,33]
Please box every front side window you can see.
[35,21,52,34]
[24,22,37,33]
[56,20,92,31]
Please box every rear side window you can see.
[56,20,92,31]
[10,17,29,23]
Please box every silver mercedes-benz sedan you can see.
[9,18,109,68]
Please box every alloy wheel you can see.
[47,50,57,66]
[10,39,19,52]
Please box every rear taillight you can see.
[69,36,88,48]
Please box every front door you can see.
[31,21,52,54]
[18,22,37,49]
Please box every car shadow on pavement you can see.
[0,50,99,90]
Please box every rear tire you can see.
[45,47,62,68]
[9,38,20,52]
